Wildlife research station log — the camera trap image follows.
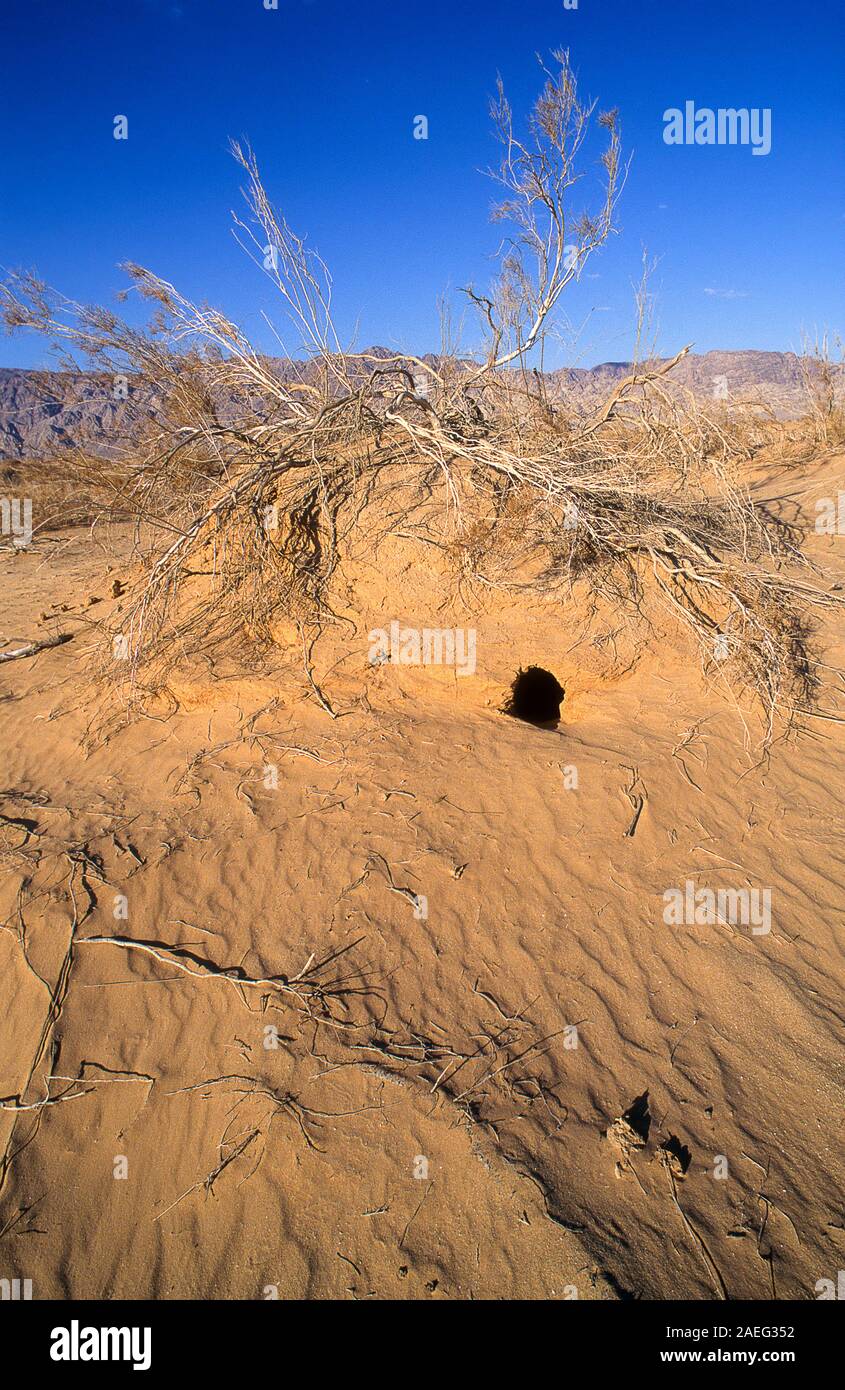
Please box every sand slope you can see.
[1,453,844,1301]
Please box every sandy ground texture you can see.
[1,450,844,1301]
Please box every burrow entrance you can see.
[503,666,565,726]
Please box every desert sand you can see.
[1,443,844,1302]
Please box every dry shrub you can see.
[2,50,840,740]
[798,334,845,449]
[1,452,133,539]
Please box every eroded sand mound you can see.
[1,452,844,1300]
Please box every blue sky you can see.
[1,0,843,369]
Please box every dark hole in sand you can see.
[503,666,565,726]
[623,1091,651,1144]
[662,1134,692,1175]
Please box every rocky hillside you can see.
[0,351,832,461]
[0,368,157,463]
[547,349,831,416]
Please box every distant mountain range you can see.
[0,351,832,461]
[548,349,822,406]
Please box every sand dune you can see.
[1,447,843,1301]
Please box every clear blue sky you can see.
[1,0,843,369]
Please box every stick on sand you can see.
[0,633,74,663]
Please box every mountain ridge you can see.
[0,349,831,460]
